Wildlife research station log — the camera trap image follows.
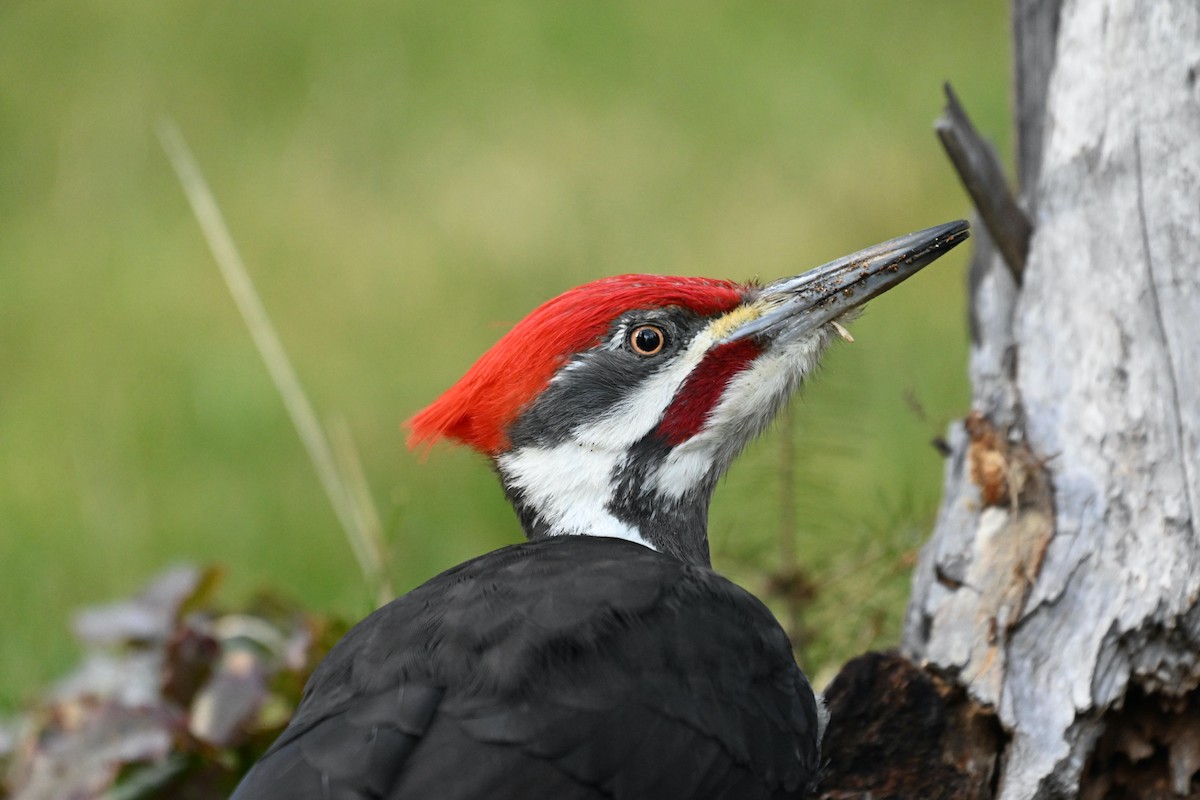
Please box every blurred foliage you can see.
[1,566,346,799]
[0,0,1012,711]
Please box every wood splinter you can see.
[936,82,1032,283]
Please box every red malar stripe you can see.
[656,339,762,446]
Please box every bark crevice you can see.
[1133,130,1198,533]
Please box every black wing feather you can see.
[233,536,819,799]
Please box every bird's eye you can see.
[629,325,666,356]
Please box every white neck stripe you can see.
[497,442,658,551]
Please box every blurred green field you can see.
[0,1,1011,710]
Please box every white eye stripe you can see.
[572,327,717,449]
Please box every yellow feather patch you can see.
[704,302,765,341]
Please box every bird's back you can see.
[232,536,820,799]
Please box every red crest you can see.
[407,275,746,454]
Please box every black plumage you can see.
[232,536,820,799]
[233,226,970,798]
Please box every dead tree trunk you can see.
[818,2,1200,798]
[898,1,1200,798]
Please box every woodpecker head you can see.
[409,221,968,566]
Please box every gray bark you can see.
[904,2,1200,798]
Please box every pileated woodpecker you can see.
[232,221,968,799]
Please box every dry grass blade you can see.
[157,120,393,606]
[329,415,393,605]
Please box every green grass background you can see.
[0,1,1011,710]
